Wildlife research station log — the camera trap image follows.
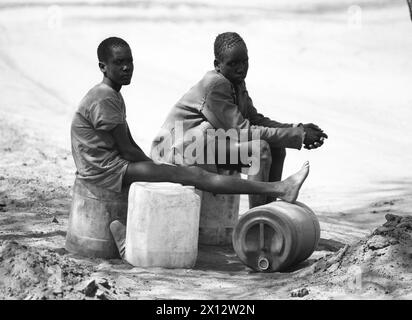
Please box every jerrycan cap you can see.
[257,256,270,271]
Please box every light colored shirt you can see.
[71,83,129,192]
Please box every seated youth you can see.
[151,32,328,209]
[70,37,310,258]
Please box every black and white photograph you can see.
[0,0,411,303]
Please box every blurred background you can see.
[0,0,411,215]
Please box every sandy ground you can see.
[0,0,411,299]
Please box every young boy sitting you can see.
[151,32,327,209]
[71,37,310,258]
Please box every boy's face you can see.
[215,45,249,84]
[100,45,134,87]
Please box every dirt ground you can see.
[1,116,411,300]
[0,0,411,300]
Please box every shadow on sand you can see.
[195,237,345,273]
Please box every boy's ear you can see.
[98,61,106,74]
[214,59,221,72]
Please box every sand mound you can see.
[308,214,412,298]
[0,241,92,299]
[0,241,133,300]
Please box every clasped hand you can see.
[302,123,328,150]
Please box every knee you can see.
[244,139,272,166]
[259,140,272,163]
[190,165,206,179]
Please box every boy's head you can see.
[97,37,134,89]
[214,32,248,85]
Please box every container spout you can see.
[257,256,270,271]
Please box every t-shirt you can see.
[71,83,129,192]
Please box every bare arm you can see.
[111,123,151,162]
[126,123,149,153]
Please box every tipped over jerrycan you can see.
[232,201,320,272]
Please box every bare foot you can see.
[278,161,310,203]
[109,220,126,259]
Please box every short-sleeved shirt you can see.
[71,83,129,192]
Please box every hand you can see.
[303,123,322,132]
[302,123,328,150]
[304,136,326,150]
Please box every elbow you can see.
[120,149,151,162]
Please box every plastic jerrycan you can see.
[198,169,241,245]
[65,177,129,259]
[232,201,320,272]
[125,182,201,268]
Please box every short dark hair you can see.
[97,37,130,63]
[214,32,247,61]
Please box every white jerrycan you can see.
[124,182,201,268]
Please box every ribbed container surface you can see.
[232,201,320,272]
[65,177,129,259]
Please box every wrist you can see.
[297,123,306,144]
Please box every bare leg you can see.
[203,138,284,207]
[123,160,308,200]
[123,161,274,195]
[109,220,126,258]
[278,161,310,203]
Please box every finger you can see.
[319,132,328,139]
[308,123,322,131]
[315,141,324,148]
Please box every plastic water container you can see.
[232,201,320,272]
[198,170,241,245]
[65,178,128,259]
[124,182,201,268]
